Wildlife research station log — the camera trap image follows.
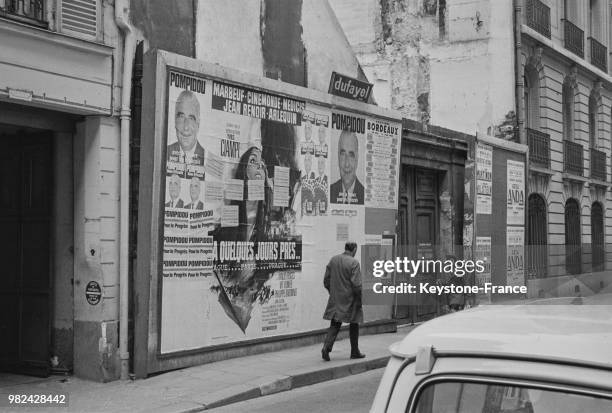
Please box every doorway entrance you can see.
[0,130,53,376]
[397,167,440,322]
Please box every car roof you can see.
[392,301,612,370]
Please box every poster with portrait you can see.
[476,143,492,215]
[329,110,366,205]
[300,105,330,216]
[507,160,525,226]
[161,72,307,353]
[506,227,525,287]
[364,118,401,209]
[163,72,213,281]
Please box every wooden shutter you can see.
[60,0,99,41]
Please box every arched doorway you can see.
[565,198,582,275]
[527,194,547,278]
[591,202,605,272]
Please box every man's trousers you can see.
[323,320,359,353]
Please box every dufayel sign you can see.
[328,71,373,103]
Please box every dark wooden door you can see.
[395,167,439,322]
[0,132,52,376]
[414,169,438,318]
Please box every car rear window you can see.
[412,380,612,413]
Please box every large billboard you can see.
[135,52,401,371]
[158,70,402,353]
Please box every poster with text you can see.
[329,110,366,205]
[161,72,306,353]
[475,236,491,287]
[507,160,525,226]
[365,118,400,209]
[476,143,492,215]
[506,227,525,287]
[300,105,330,216]
[159,69,398,355]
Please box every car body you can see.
[370,299,612,412]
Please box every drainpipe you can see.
[514,0,526,144]
[115,0,135,381]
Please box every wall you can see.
[195,0,367,93]
[330,0,516,137]
[473,135,527,298]
[52,131,74,371]
[130,0,195,57]
[73,116,121,381]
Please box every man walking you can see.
[321,242,365,361]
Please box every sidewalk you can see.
[0,325,414,413]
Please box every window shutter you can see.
[60,0,99,41]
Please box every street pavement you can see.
[0,325,414,413]
[209,368,384,413]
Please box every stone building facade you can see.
[0,0,126,381]
[331,0,612,296]
[520,0,612,294]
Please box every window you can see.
[591,202,605,272]
[0,0,46,27]
[422,0,447,39]
[60,0,99,40]
[413,380,612,412]
[562,78,575,141]
[524,65,540,130]
[565,198,582,275]
[589,91,599,148]
[423,0,437,15]
[564,0,578,22]
[590,0,602,40]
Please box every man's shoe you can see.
[350,352,366,359]
[321,348,330,361]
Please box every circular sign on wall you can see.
[85,281,102,305]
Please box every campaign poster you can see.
[365,118,401,209]
[475,236,491,287]
[329,110,366,205]
[161,71,306,352]
[507,160,525,225]
[476,143,492,215]
[506,227,525,287]
[300,105,330,216]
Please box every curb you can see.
[173,356,390,411]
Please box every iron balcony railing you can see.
[0,0,46,27]
[563,19,584,58]
[527,128,551,168]
[590,37,607,72]
[564,140,584,176]
[525,0,551,38]
[590,148,607,181]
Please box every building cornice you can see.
[521,24,611,85]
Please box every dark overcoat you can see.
[323,252,363,323]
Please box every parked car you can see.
[370,298,612,412]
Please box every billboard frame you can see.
[134,49,401,377]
